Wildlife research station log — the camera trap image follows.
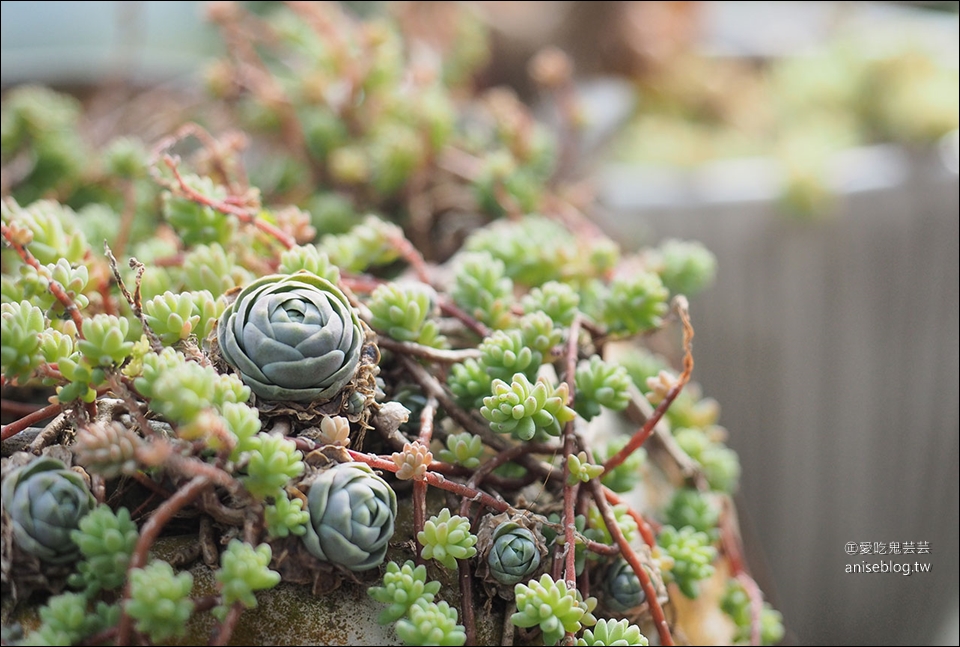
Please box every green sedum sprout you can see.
[264,491,310,539]
[663,487,720,537]
[125,560,195,642]
[368,282,447,348]
[651,238,717,298]
[20,592,117,647]
[278,244,340,283]
[577,618,649,646]
[479,329,540,382]
[437,432,484,469]
[721,579,786,646]
[418,508,478,570]
[78,314,134,367]
[395,598,467,646]
[241,433,305,501]
[480,373,576,441]
[520,281,580,327]
[597,274,669,335]
[1,300,45,383]
[657,525,718,599]
[367,560,442,625]
[214,539,281,620]
[567,451,605,486]
[511,573,598,646]
[574,355,632,421]
[597,439,646,494]
[447,358,493,411]
[587,503,639,547]
[450,251,515,330]
[69,504,139,594]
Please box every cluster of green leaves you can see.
[721,579,786,646]
[368,560,465,646]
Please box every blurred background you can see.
[2,1,958,644]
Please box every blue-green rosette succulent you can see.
[302,462,397,571]
[487,521,542,586]
[216,272,363,403]
[1,457,95,564]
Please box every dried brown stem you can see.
[459,557,477,646]
[377,337,481,363]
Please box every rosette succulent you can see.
[1,457,95,564]
[217,272,364,403]
[603,558,646,612]
[302,462,397,571]
[487,521,542,586]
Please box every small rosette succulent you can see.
[217,272,363,403]
[511,573,597,646]
[487,521,542,586]
[302,462,397,571]
[603,558,646,612]
[1,457,95,564]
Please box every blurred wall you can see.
[595,143,960,645]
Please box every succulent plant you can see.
[511,573,598,646]
[1,300,45,384]
[367,560,442,625]
[566,451,605,486]
[217,272,364,403]
[480,373,576,441]
[264,492,310,539]
[395,598,467,646]
[721,579,785,646]
[574,355,633,421]
[215,540,281,619]
[418,508,478,570]
[1,457,95,564]
[657,525,717,599]
[69,504,139,594]
[391,441,433,481]
[125,560,195,642]
[437,432,484,469]
[74,421,141,479]
[487,521,542,586]
[603,558,646,613]
[577,618,649,646]
[302,461,397,572]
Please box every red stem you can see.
[602,297,694,473]
[160,155,295,250]
[1,401,62,442]
[589,479,674,646]
[348,450,512,515]
[602,488,658,549]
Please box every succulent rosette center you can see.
[217,272,363,403]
